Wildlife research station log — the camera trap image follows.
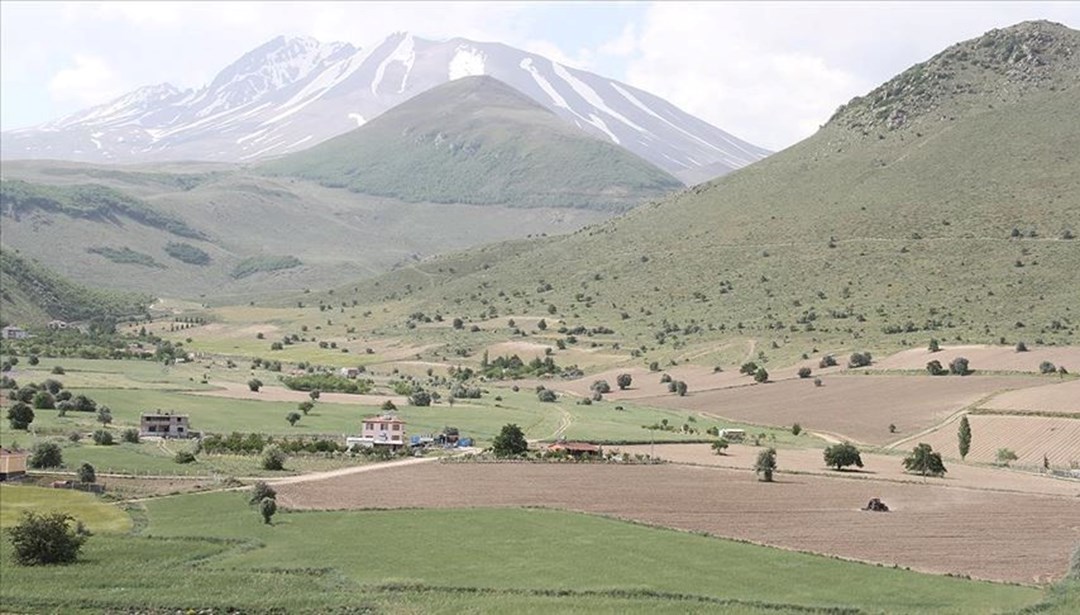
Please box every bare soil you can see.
[875,345,1080,374]
[188,381,405,406]
[913,414,1080,468]
[275,462,1080,584]
[634,375,1040,445]
[981,379,1080,414]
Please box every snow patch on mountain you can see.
[371,33,416,94]
[552,63,646,134]
[449,45,486,80]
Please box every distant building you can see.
[547,441,602,458]
[0,448,28,481]
[346,413,405,450]
[140,412,191,438]
[719,429,746,442]
[1,326,28,340]
[340,367,361,379]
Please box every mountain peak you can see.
[829,20,1079,134]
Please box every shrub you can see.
[797,367,812,379]
[32,391,55,410]
[121,428,140,444]
[616,373,632,390]
[174,451,196,464]
[7,402,34,430]
[298,401,314,415]
[996,448,1018,466]
[926,360,947,376]
[673,381,688,396]
[7,511,89,565]
[928,339,940,352]
[92,430,114,446]
[248,379,263,392]
[739,361,759,375]
[286,411,302,426]
[1015,341,1028,352]
[537,388,557,403]
[818,355,838,368]
[848,352,872,368]
[791,423,802,436]
[1039,361,1057,374]
[659,373,672,383]
[408,390,432,406]
[380,400,396,411]
[51,366,66,375]
[591,380,611,394]
[711,439,729,455]
[753,367,769,383]
[29,442,63,469]
[813,377,823,387]
[948,357,971,375]
[259,497,277,524]
[261,445,286,471]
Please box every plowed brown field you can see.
[276,463,1080,584]
[875,345,1080,373]
[914,414,1080,467]
[635,375,1040,444]
[981,379,1080,414]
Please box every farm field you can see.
[0,485,131,533]
[981,379,1080,413]
[874,345,1080,374]
[618,443,1080,497]
[0,485,1049,613]
[637,374,1042,445]
[275,462,1080,584]
[913,414,1080,467]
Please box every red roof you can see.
[364,415,405,424]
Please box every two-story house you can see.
[346,413,406,450]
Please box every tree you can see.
[957,415,972,460]
[674,381,688,396]
[926,360,946,376]
[755,448,777,482]
[249,481,277,505]
[286,411,302,426]
[797,367,812,379]
[996,448,1018,466]
[1039,361,1057,374]
[28,355,39,366]
[32,391,55,410]
[174,451,196,464]
[309,390,321,401]
[92,430,114,445]
[1015,341,1028,352]
[29,442,62,469]
[753,367,769,383]
[819,355,838,368]
[823,442,863,471]
[7,511,89,565]
[537,318,547,331]
[848,352,872,368]
[711,439,729,455]
[121,428,140,444]
[96,406,112,427]
[248,378,263,392]
[261,444,286,471]
[537,388,557,402]
[381,400,396,411]
[8,402,34,430]
[492,423,528,457]
[739,361,759,375]
[259,497,278,525]
[928,338,941,352]
[616,373,632,390]
[902,443,947,477]
[408,390,432,406]
[591,380,611,394]
[948,357,970,375]
[452,318,464,330]
[76,463,96,484]
[791,423,802,436]
[298,401,314,415]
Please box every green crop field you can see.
[0,489,1061,613]
[0,485,132,533]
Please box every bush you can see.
[286,411,302,426]
[996,448,1018,466]
[928,339,940,352]
[261,445,286,471]
[948,357,971,375]
[797,367,812,379]
[590,380,611,394]
[755,448,777,482]
[91,430,114,446]
[711,439,729,455]
[753,367,769,383]
[259,497,278,524]
[174,451,197,464]
[121,428,140,444]
[791,423,802,436]
[7,402,34,430]
[29,442,63,469]
[249,481,277,505]
[537,388,557,403]
[248,379,263,392]
[848,352,872,368]
[1039,361,1057,374]
[926,360,947,376]
[408,390,432,407]
[739,361,759,375]
[51,366,66,375]
[818,355,838,368]
[1016,341,1028,352]
[616,373,632,390]
[76,463,96,484]
[32,391,55,410]
[7,511,89,565]
[673,380,688,396]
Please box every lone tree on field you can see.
[259,497,277,525]
[996,448,1018,466]
[7,402,34,430]
[286,411,302,426]
[902,443,947,477]
[591,380,611,394]
[29,442,63,469]
[823,442,863,471]
[492,423,528,458]
[7,511,90,565]
[309,390,321,401]
[926,360,947,376]
[249,481,277,505]
[711,439,729,455]
[616,373,633,390]
[76,463,96,484]
[755,448,777,482]
[298,401,314,415]
[409,390,432,407]
[673,380,688,396]
[948,357,971,376]
[928,338,941,352]
[261,444,286,471]
[248,378,263,392]
[753,367,769,383]
[957,415,972,460]
[97,406,113,427]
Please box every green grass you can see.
[0,484,131,533]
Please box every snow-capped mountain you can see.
[1,33,770,183]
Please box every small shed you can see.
[0,448,28,480]
[1,326,28,340]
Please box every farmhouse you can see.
[0,448,28,481]
[547,441,602,458]
[346,413,406,450]
[1,325,29,340]
[140,412,191,438]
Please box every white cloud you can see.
[598,24,637,57]
[48,54,129,106]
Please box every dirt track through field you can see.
[276,462,1080,585]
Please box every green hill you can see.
[0,248,149,326]
[321,21,1080,359]
[260,75,682,210]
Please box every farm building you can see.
[719,429,746,442]
[0,448,28,480]
[347,413,406,450]
[1,325,29,340]
[140,412,192,438]
[547,441,603,458]
[340,367,361,379]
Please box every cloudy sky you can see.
[2,1,1077,150]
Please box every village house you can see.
[139,412,192,438]
[1,325,29,340]
[0,448,28,481]
[346,413,405,450]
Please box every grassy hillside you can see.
[315,21,1080,363]
[0,248,149,326]
[261,75,682,210]
[0,164,611,301]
